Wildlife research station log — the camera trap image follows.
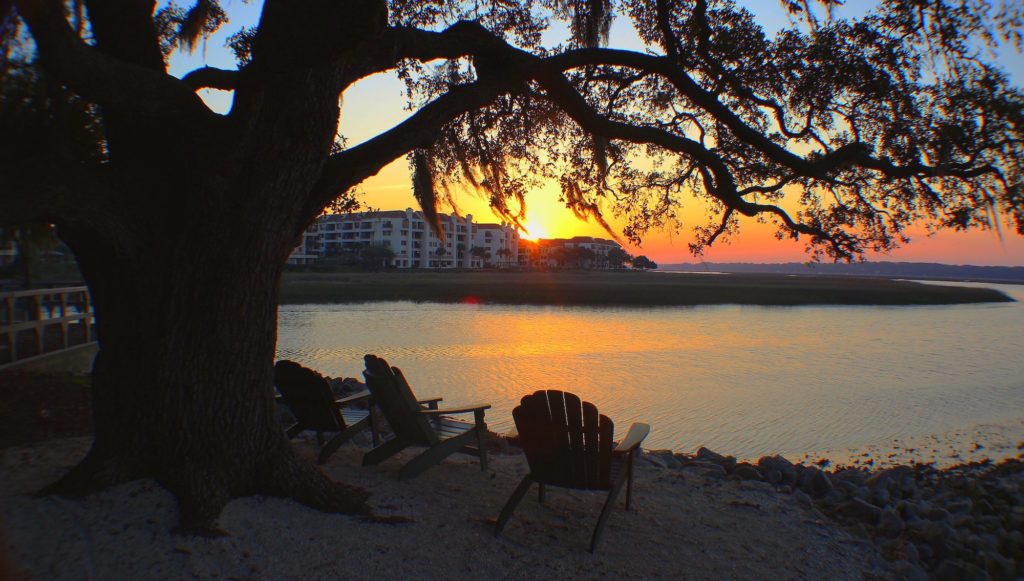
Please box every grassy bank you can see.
[279,270,1013,307]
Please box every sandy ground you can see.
[0,436,894,580]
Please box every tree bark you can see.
[44,196,370,533]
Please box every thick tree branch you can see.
[181,66,240,91]
[0,157,123,228]
[14,0,216,120]
[314,78,525,211]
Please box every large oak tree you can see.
[1,0,1022,532]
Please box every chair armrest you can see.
[419,403,491,415]
[334,390,371,406]
[613,423,650,454]
[418,397,444,409]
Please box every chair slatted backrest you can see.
[513,390,614,490]
[274,360,345,431]
[363,354,438,446]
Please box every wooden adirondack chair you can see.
[362,354,491,479]
[494,389,650,553]
[274,360,378,465]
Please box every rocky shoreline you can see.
[641,446,1024,579]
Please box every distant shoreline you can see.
[661,261,1024,285]
[278,270,1014,307]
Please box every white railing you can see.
[0,286,95,366]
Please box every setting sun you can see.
[519,221,548,241]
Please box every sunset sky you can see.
[168,2,1024,266]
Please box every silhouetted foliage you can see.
[606,246,632,269]
[631,255,657,270]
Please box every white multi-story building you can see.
[288,209,519,269]
[471,223,519,267]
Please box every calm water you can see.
[275,282,1024,461]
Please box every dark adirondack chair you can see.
[274,360,378,465]
[494,389,650,553]
[361,354,491,479]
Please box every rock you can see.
[904,540,920,564]
[925,506,952,522]
[931,559,966,581]
[696,446,726,463]
[645,449,681,469]
[976,533,999,552]
[776,484,792,494]
[932,559,987,581]
[890,560,929,581]
[865,465,912,489]
[757,455,797,484]
[878,506,905,537]
[810,470,833,497]
[735,464,763,481]
[946,498,972,515]
[793,490,813,508]
[696,463,728,480]
[951,513,973,529]
[872,487,890,506]
[983,550,1014,579]
[851,486,871,501]
[822,489,847,507]
[720,455,738,472]
[643,454,670,469]
[975,515,1002,531]
[839,498,883,525]
[919,521,961,560]
[838,481,859,494]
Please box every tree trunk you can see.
[46,206,370,533]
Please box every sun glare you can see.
[520,222,548,241]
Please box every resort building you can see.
[519,236,626,269]
[472,223,519,267]
[288,209,519,269]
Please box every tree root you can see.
[36,443,138,498]
[36,435,373,535]
[258,443,373,517]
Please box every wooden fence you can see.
[0,286,96,368]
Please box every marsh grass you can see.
[279,270,1012,307]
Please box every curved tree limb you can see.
[14,0,217,120]
[0,156,126,229]
[181,66,240,91]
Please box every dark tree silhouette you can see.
[1,0,1022,532]
[631,255,658,270]
[606,246,633,269]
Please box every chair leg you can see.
[495,475,534,537]
[369,408,380,447]
[625,452,635,511]
[317,425,361,465]
[285,423,304,439]
[475,427,489,472]
[538,483,545,504]
[398,435,470,480]
[590,477,627,553]
[362,437,408,466]
[316,432,325,446]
